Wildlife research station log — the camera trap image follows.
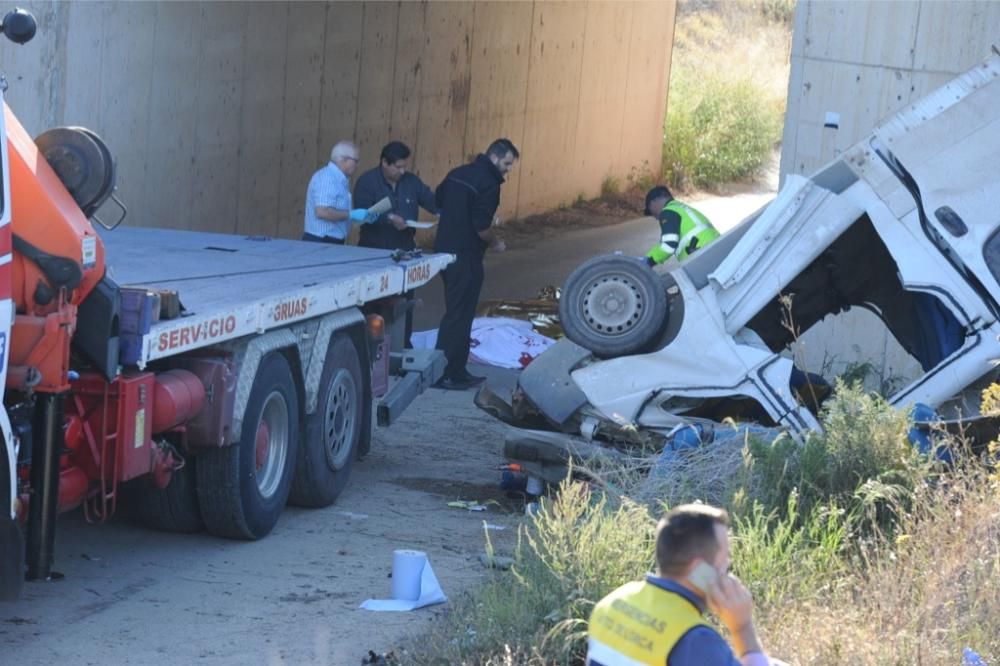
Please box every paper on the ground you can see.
[367,197,393,216]
[360,559,447,612]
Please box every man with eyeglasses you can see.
[303,140,374,244]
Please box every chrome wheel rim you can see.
[254,391,289,499]
[324,368,358,471]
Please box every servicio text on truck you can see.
[0,9,451,601]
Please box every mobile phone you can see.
[687,561,718,594]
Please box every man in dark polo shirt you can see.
[354,141,438,347]
[353,141,438,251]
[432,138,519,390]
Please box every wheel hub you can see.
[324,369,358,471]
[254,391,289,500]
[582,275,643,336]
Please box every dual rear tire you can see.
[197,352,300,540]
[136,334,366,540]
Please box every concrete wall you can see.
[779,0,1000,390]
[781,0,1000,181]
[0,0,676,239]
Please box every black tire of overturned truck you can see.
[559,254,669,358]
[197,352,299,540]
[289,334,363,508]
[125,455,204,534]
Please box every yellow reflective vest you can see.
[586,580,709,666]
[646,200,720,265]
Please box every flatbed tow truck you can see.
[1,9,451,600]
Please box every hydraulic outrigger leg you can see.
[25,393,64,581]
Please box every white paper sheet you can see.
[367,197,393,216]
[405,220,437,229]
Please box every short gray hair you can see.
[330,140,358,162]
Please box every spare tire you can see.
[559,255,668,358]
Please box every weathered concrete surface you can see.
[779,0,997,384]
[781,0,1000,181]
[0,0,676,238]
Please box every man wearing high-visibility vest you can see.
[643,185,720,266]
[586,504,772,666]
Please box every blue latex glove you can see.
[364,211,379,224]
[349,208,369,222]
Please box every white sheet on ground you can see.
[411,317,556,369]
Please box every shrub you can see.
[746,381,928,532]
[408,482,656,665]
[663,73,783,190]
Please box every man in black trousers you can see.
[432,138,519,390]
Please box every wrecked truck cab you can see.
[480,55,1000,481]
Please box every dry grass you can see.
[760,461,1000,663]
[664,0,793,191]
[405,382,1000,665]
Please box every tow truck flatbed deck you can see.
[100,227,452,365]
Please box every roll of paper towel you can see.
[391,550,427,601]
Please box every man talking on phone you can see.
[586,504,773,666]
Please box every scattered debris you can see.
[447,500,499,512]
[479,553,515,570]
[362,649,398,666]
[334,511,369,520]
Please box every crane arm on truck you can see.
[0,7,452,600]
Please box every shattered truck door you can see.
[867,57,1000,315]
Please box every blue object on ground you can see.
[651,423,781,481]
[907,402,953,463]
[963,647,988,666]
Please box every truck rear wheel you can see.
[289,334,363,508]
[125,457,203,534]
[197,352,299,539]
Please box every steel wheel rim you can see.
[254,390,289,499]
[324,368,358,471]
[581,273,644,338]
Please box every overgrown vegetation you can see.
[408,384,1000,664]
[662,0,791,191]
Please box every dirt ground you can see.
[1,366,523,665]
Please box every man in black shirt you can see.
[354,141,438,251]
[433,138,519,390]
[354,141,438,347]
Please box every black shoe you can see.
[435,376,477,391]
[459,372,486,386]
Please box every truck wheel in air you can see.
[559,254,669,358]
[289,334,363,508]
[197,352,299,540]
[126,456,203,534]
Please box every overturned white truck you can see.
[479,54,1000,484]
